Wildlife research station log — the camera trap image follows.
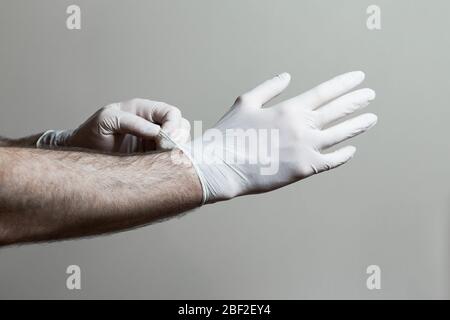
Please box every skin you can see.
[0,145,202,246]
[0,72,377,246]
[0,101,195,247]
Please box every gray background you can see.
[0,0,449,299]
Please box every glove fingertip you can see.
[143,123,161,137]
[277,72,291,82]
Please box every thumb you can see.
[238,72,291,107]
[115,110,161,138]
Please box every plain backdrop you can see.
[0,0,449,299]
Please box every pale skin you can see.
[0,141,202,246]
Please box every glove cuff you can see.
[36,130,74,149]
[157,130,209,205]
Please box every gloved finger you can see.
[124,99,183,137]
[149,102,182,136]
[287,71,365,110]
[171,118,191,144]
[115,110,161,138]
[236,73,291,108]
[317,146,356,172]
[315,88,376,128]
[318,113,377,150]
[157,118,191,150]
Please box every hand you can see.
[37,99,191,153]
[178,71,377,204]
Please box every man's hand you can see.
[0,71,378,245]
[37,99,191,153]
[177,71,377,204]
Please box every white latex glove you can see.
[173,71,377,204]
[37,99,191,153]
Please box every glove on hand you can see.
[37,99,191,153]
[175,71,377,204]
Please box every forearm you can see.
[0,133,43,148]
[0,147,202,246]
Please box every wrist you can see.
[163,148,203,206]
[156,129,209,205]
[178,137,243,204]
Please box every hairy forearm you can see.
[0,147,202,246]
[0,134,43,148]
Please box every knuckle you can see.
[295,163,313,177]
[99,104,118,117]
[169,106,182,117]
[99,104,113,113]
[131,98,146,104]
[127,98,140,105]
[321,161,332,172]
[295,150,324,177]
[182,118,191,130]
[153,100,165,107]
[156,101,180,113]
